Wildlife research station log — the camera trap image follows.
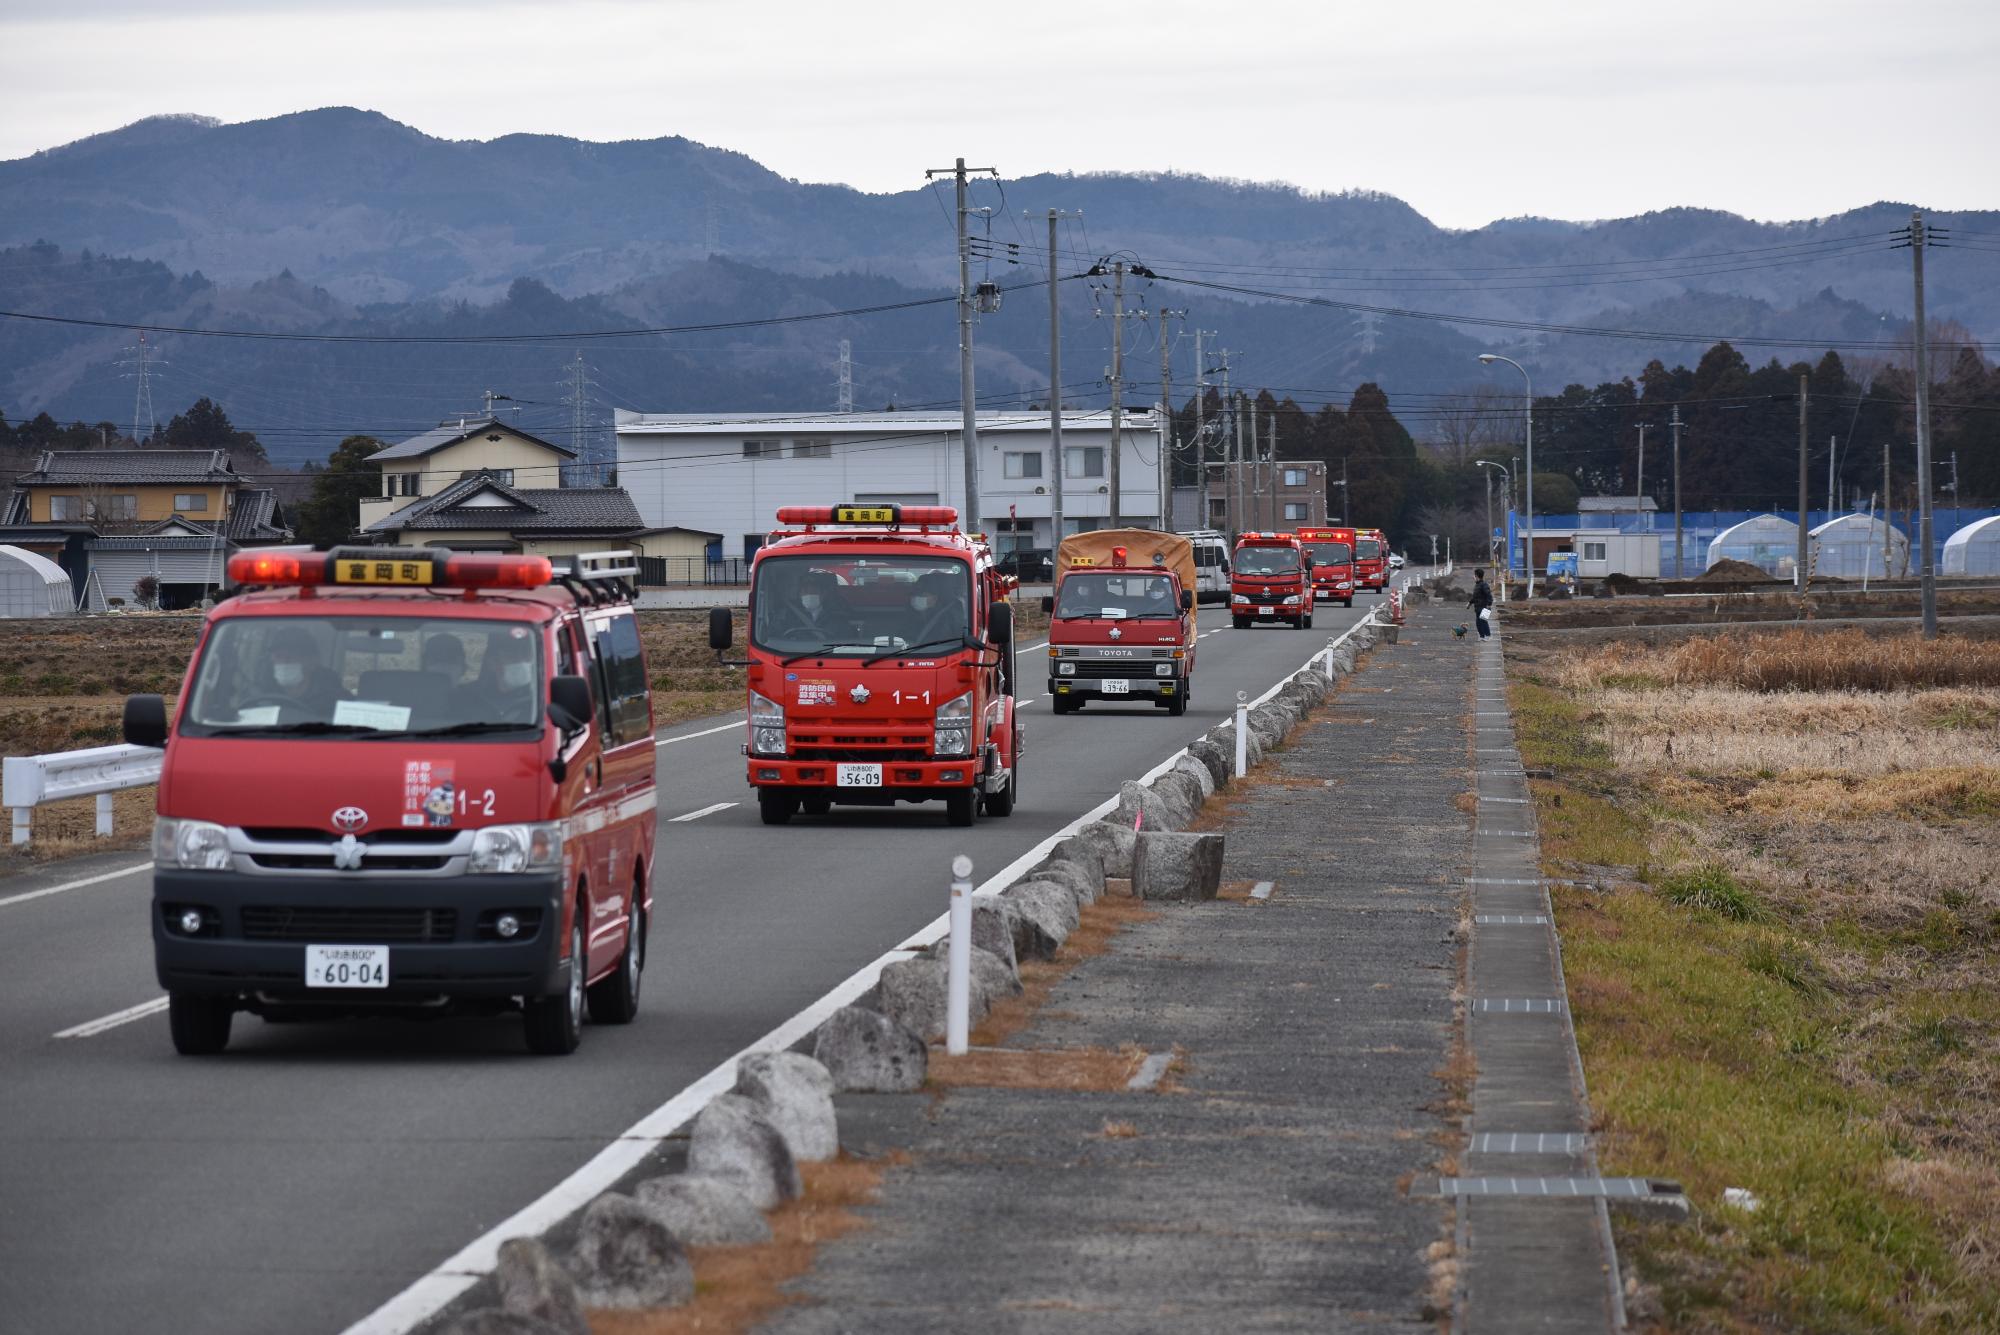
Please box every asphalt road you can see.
[0,597,1382,1335]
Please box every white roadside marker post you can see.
[96,793,114,838]
[946,853,973,1055]
[1234,690,1249,779]
[1322,638,1336,675]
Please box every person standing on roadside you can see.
[1470,569,1494,639]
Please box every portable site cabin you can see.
[1808,514,1908,579]
[0,544,76,617]
[1706,514,1800,577]
[1942,515,2000,576]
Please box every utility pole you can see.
[1157,307,1181,530]
[1670,404,1684,580]
[1482,467,1493,573]
[1231,391,1246,541]
[925,157,998,530]
[1796,373,1810,590]
[1634,423,1649,529]
[1828,435,1837,515]
[1906,210,1939,638]
[1341,457,1349,524]
[1042,210,1077,549]
[1216,351,1234,537]
[1266,409,1279,530]
[1883,439,1894,579]
[1193,329,1214,530]
[1109,260,1126,528]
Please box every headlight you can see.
[1154,662,1174,677]
[153,817,230,871]
[468,822,564,875]
[1337,580,1352,589]
[934,692,972,757]
[1230,593,1249,604]
[1282,594,1302,606]
[749,690,785,756]
[1057,661,1076,675]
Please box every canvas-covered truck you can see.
[709,504,1020,828]
[1230,531,1313,629]
[1296,525,1357,608]
[1042,529,1197,717]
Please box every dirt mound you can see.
[1702,558,1771,582]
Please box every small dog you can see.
[1452,624,1469,638]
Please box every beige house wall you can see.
[30,483,229,524]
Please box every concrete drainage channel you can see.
[370,607,1397,1335]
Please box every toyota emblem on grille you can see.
[332,806,368,832]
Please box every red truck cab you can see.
[1354,527,1389,591]
[1296,526,1357,608]
[124,546,658,1057]
[1230,532,1313,629]
[710,504,1020,828]
[1042,529,1197,718]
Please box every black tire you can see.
[1302,613,1314,630]
[586,892,644,1026]
[758,789,796,825]
[1344,598,1353,608]
[1232,616,1251,630]
[945,788,978,827]
[1166,688,1188,717]
[168,993,233,1056]
[1052,695,1079,715]
[983,756,1017,817]
[525,917,586,1055]
[801,795,832,816]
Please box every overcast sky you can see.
[3,0,1994,229]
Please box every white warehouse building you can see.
[613,409,1167,561]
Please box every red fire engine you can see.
[1295,526,1357,608]
[710,504,1021,827]
[1230,531,1313,629]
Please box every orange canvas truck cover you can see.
[1055,528,1196,595]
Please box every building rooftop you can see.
[372,417,576,462]
[364,473,644,534]
[16,449,243,485]
[615,408,1158,435]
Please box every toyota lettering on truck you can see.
[711,504,1021,828]
[1042,529,1198,717]
[125,546,658,1058]
[1296,526,1357,608]
[1230,532,1313,629]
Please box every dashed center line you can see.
[668,801,737,823]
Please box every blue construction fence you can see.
[1492,506,2000,580]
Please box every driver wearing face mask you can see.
[467,631,543,724]
[264,625,345,714]
[909,571,967,646]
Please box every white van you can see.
[1179,530,1232,603]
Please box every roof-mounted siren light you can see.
[974,281,1003,314]
[575,549,640,581]
[1111,545,1128,568]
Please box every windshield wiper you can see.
[1132,611,1183,619]
[392,721,537,738]
[862,636,974,667]
[206,721,381,737]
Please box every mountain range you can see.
[2,109,1994,467]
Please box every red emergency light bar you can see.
[226,547,554,591]
[1111,545,1128,567]
[775,504,960,528]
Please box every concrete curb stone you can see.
[971,900,1020,978]
[564,1193,694,1310]
[997,878,1081,957]
[1131,831,1226,901]
[441,1237,586,1335]
[812,1005,928,1092]
[1027,857,1100,906]
[734,1052,839,1164]
[1147,770,1206,826]
[1171,753,1216,801]
[1186,738,1231,789]
[1115,779,1180,832]
[632,1173,773,1246]
[1072,819,1136,879]
[687,1094,802,1210]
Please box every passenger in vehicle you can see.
[909,571,967,645]
[462,630,542,724]
[422,633,467,686]
[1140,577,1177,618]
[267,626,345,714]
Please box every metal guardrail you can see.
[3,744,161,846]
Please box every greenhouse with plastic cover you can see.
[0,544,75,617]
[1808,514,1908,579]
[1706,515,1801,577]
[1942,515,2000,576]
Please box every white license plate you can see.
[836,763,883,787]
[306,944,388,989]
[1257,605,1275,616]
[1101,679,1131,695]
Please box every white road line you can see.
[54,995,167,1040]
[654,722,739,748]
[343,601,1382,1335]
[0,862,151,911]
[668,801,736,823]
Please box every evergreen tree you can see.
[294,435,386,548]
[160,397,268,464]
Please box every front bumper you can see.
[746,757,978,793]
[1232,601,1308,622]
[152,868,567,1001]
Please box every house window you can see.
[742,439,782,459]
[173,493,209,512]
[1583,541,1608,562]
[458,468,513,485]
[1283,502,1308,521]
[790,440,831,459]
[1004,451,1043,479]
[386,472,421,497]
[1064,446,1105,479]
[102,494,138,521]
[1283,468,1306,487]
[49,496,83,521]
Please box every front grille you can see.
[247,852,454,872]
[243,828,456,846]
[241,906,458,943]
[1073,661,1173,679]
[791,730,932,763]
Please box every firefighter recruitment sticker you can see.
[403,759,457,827]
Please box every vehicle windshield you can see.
[1304,542,1351,567]
[1055,572,1179,619]
[1234,546,1300,575]
[1356,538,1383,560]
[751,553,973,657]
[180,616,545,738]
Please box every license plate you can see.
[836,763,883,787]
[1258,605,1275,616]
[1101,679,1131,695]
[306,944,388,988]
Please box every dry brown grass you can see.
[0,785,156,872]
[589,1154,892,1335]
[1554,627,2000,693]
[927,1045,1148,1092]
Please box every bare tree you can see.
[1426,383,1515,466]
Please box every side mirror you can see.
[548,675,594,735]
[123,694,168,748]
[1039,595,1054,614]
[987,601,1014,647]
[1180,589,1194,611]
[708,606,733,651]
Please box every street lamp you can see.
[1476,459,1510,593]
[1479,353,1535,596]
[1327,477,1348,525]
